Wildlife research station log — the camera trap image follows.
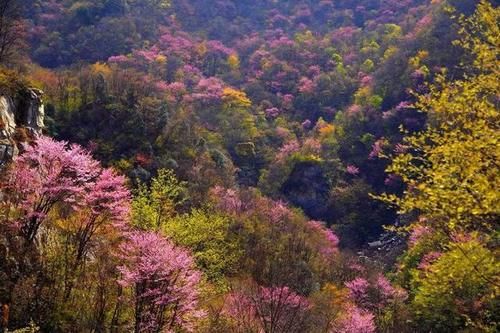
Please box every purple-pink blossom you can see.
[409,224,432,246]
[345,277,370,304]
[118,231,205,332]
[369,138,386,159]
[298,77,315,94]
[265,107,281,118]
[336,305,375,333]
[346,165,360,175]
[418,251,442,271]
[276,140,300,162]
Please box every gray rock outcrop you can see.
[0,88,45,165]
[20,88,45,132]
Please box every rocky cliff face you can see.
[0,88,45,165]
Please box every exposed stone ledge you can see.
[0,88,45,166]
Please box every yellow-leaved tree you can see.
[219,87,258,146]
[377,2,499,331]
[380,0,499,234]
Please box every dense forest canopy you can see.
[0,0,498,332]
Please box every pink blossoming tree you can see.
[335,305,376,333]
[117,231,205,333]
[345,274,407,312]
[6,136,101,242]
[75,168,130,262]
[6,136,131,246]
[224,284,310,333]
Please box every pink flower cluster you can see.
[224,285,310,332]
[409,224,432,246]
[210,186,245,215]
[308,220,339,256]
[8,136,130,241]
[346,165,360,175]
[345,274,408,312]
[118,231,205,332]
[368,138,386,159]
[191,77,224,103]
[298,77,315,94]
[336,305,376,333]
[418,251,442,271]
[276,140,300,162]
[265,107,281,118]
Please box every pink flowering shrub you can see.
[157,31,195,58]
[395,101,412,113]
[265,107,281,118]
[108,55,129,64]
[153,81,169,93]
[307,220,339,257]
[345,277,371,306]
[223,291,259,332]
[267,200,294,224]
[417,251,442,271]
[208,187,340,291]
[368,138,387,159]
[360,74,374,87]
[336,305,376,333]
[118,231,205,333]
[346,165,360,175]
[345,274,408,311]
[275,140,300,162]
[342,274,408,332]
[224,284,310,333]
[393,143,409,154]
[346,104,362,116]
[191,77,225,103]
[206,40,235,57]
[302,138,322,155]
[409,224,433,246]
[301,119,312,130]
[210,186,245,215]
[298,77,315,94]
[74,168,130,260]
[282,94,294,109]
[5,136,131,242]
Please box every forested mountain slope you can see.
[24,0,471,246]
[0,0,498,332]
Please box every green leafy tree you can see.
[163,209,242,286]
[411,237,499,332]
[132,169,188,230]
[219,87,258,147]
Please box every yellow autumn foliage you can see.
[379,0,500,233]
[222,87,252,108]
[227,53,240,71]
[91,62,112,76]
[155,54,167,64]
[319,124,335,138]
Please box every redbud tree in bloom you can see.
[74,168,131,262]
[117,231,205,333]
[224,284,310,333]
[4,136,131,243]
[335,304,376,333]
[345,274,407,312]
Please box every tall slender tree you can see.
[0,0,23,63]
